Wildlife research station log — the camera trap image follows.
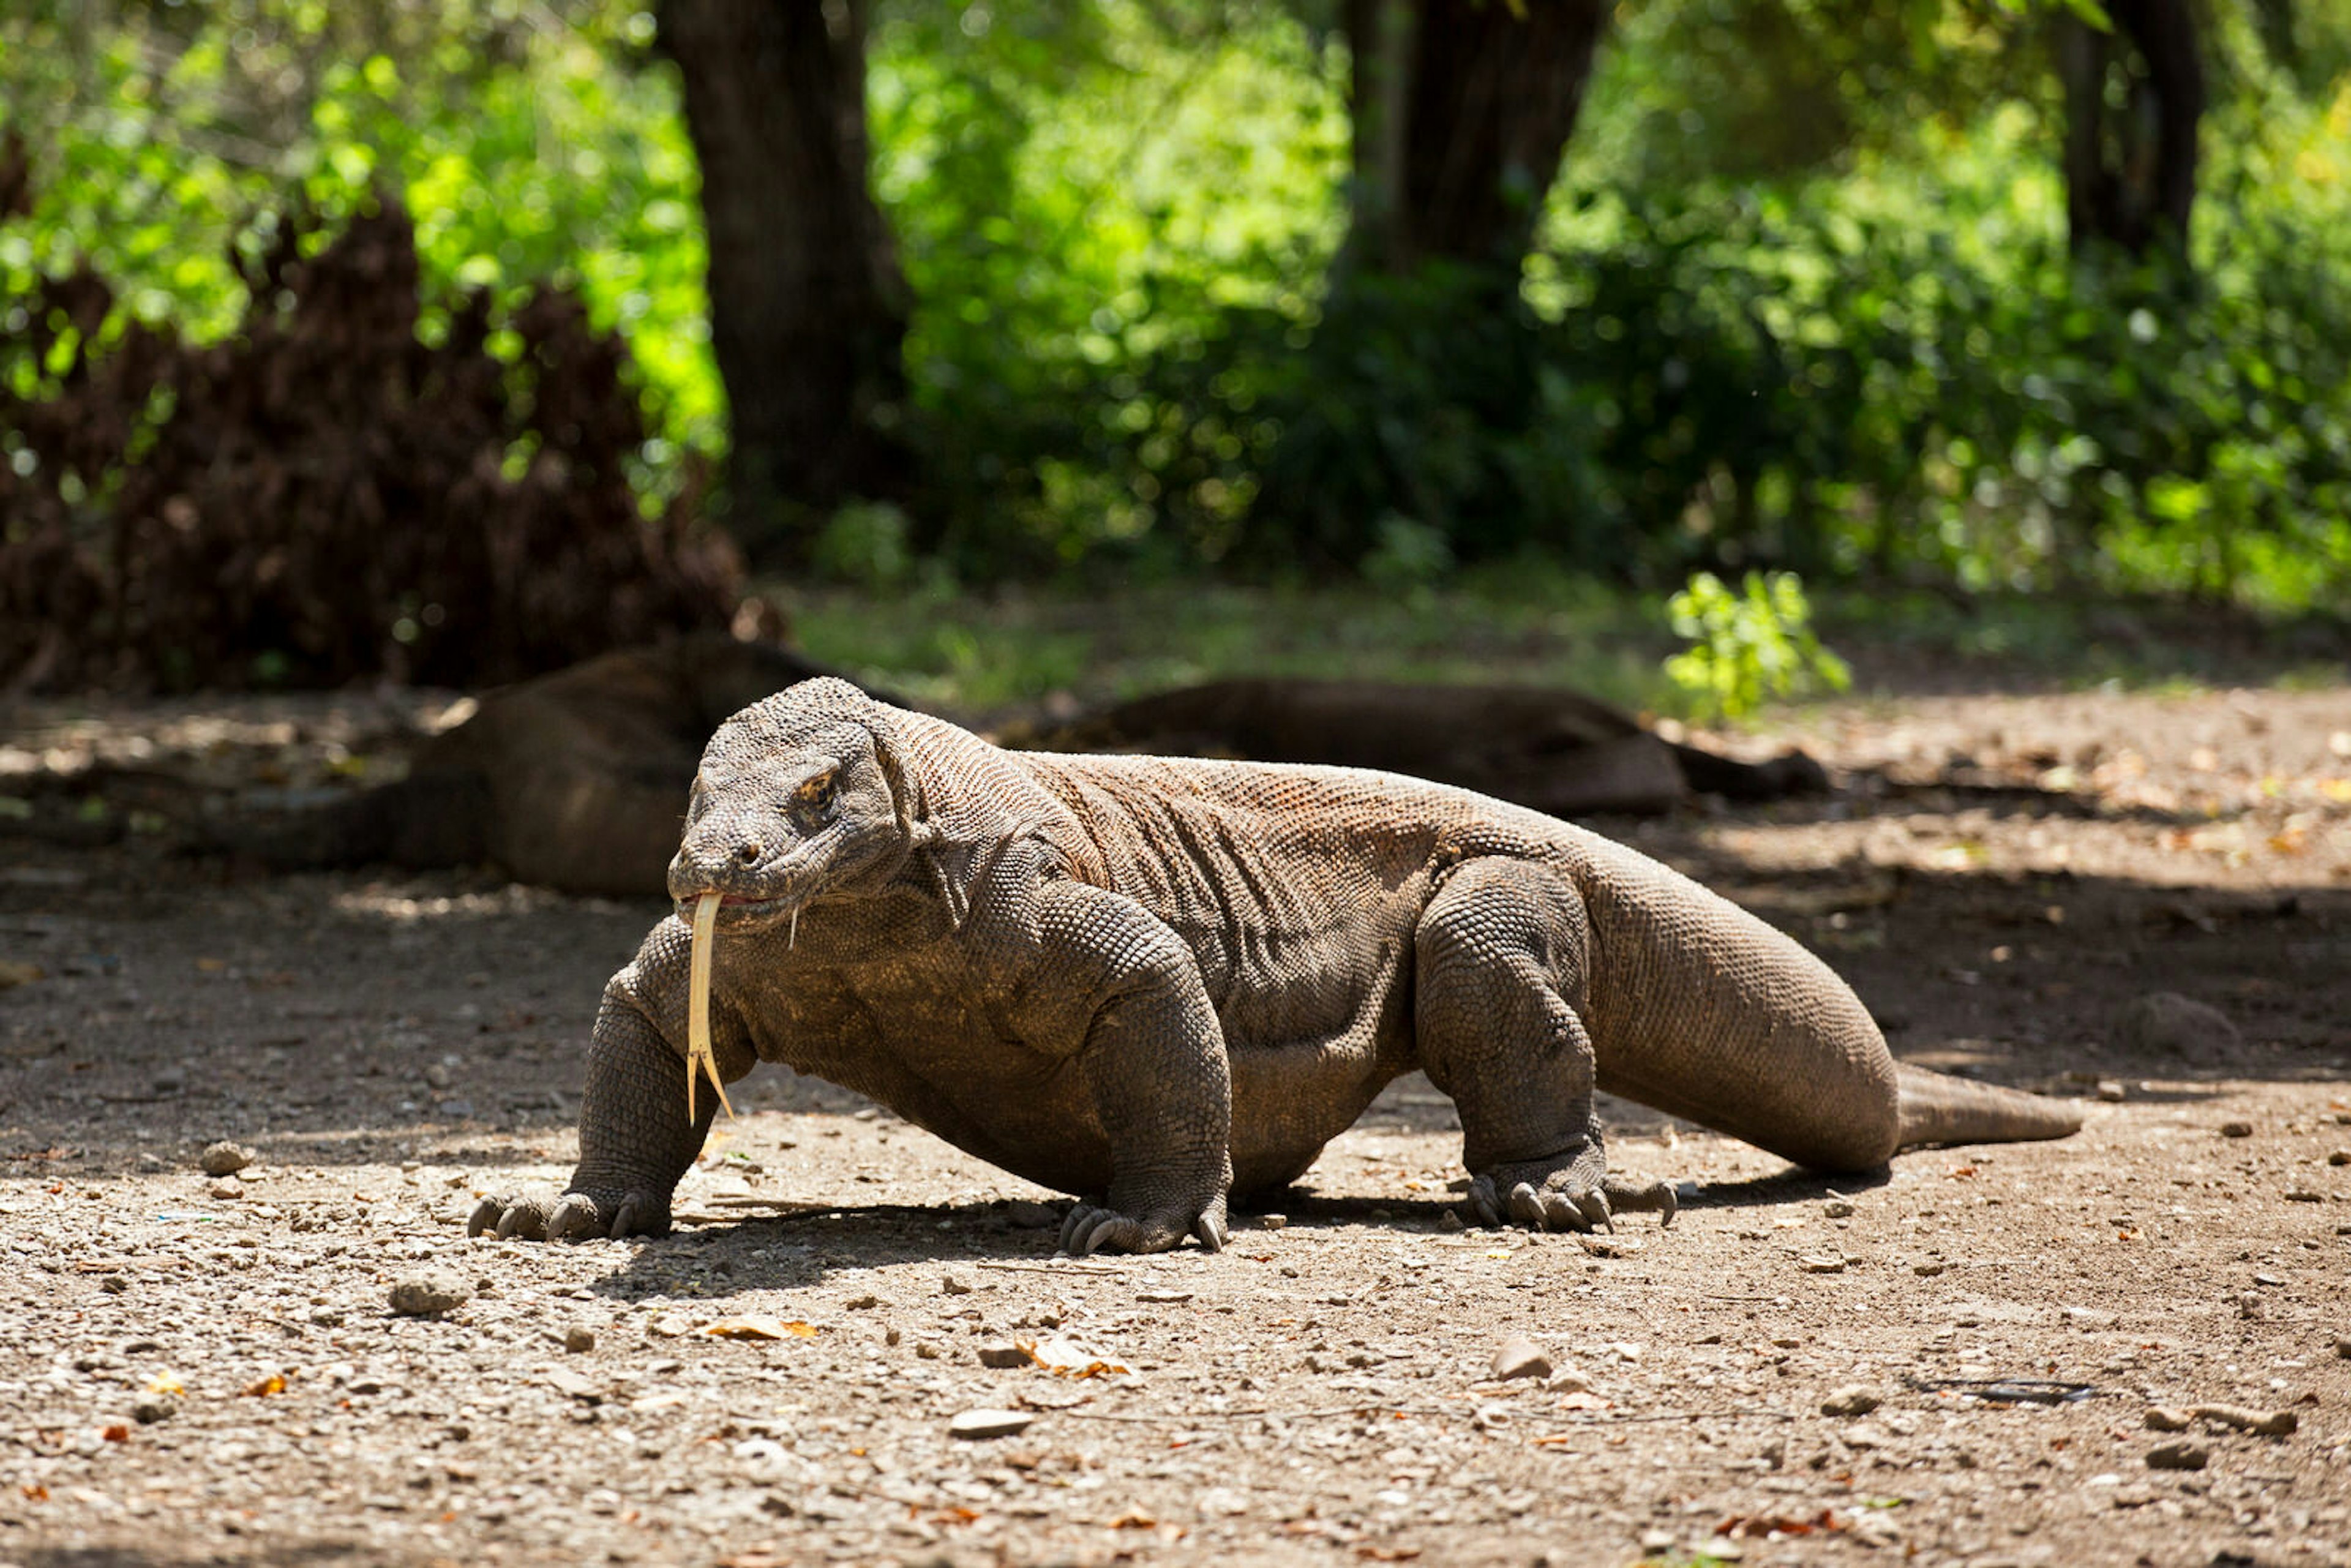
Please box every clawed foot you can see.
[466,1188,671,1241]
[1466,1171,1678,1234]
[1059,1198,1229,1256]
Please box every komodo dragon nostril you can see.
[736,841,762,865]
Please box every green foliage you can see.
[865,0,1347,574]
[812,501,920,591]
[0,0,718,498]
[1663,571,1851,720]
[8,0,2351,619]
[1524,78,2351,607]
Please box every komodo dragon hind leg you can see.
[1415,858,1677,1234]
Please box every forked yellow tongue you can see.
[687,891,734,1122]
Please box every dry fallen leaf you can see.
[1019,1336,1129,1379]
[241,1374,287,1397]
[144,1372,184,1396]
[702,1316,818,1340]
[0,961,44,990]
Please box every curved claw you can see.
[466,1197,507,1238]
[1604,1177,1678,1228]
[1059,1203,1101,1255]
[1057,1201,1220,1256]
[1468,1176,1504,1228]
[1575,1188,1613,1233]
[1080,1214,1141,1255]
[495,1202,546,1241]
[547,1194,605,1241]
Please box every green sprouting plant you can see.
[1663,570,1851,721]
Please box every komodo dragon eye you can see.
[790,769,838,814]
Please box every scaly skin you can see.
[471,679,2080,1251]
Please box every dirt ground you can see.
[1,676,2348,1568]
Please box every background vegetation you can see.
[3,0,2349,697]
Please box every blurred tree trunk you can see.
[2055,0,2204,260]
[1338,0,1609,282]
[659,0,908,569]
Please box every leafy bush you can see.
[1663,571,1851,721]
[0,196,737,692]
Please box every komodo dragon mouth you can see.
[678,882,822,1122]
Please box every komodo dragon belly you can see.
[733,925,1431,1201]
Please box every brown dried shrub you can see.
[0,192,740,692]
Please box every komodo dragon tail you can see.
[1894,1065,2083,1150]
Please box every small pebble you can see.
[2096,1080,2127,1103]
[1821,1384,1883,1418]
[916,1341,942,1360]
[151,1071,185,1096]
[1259,1214,1288,1231]
[131,1398,174,1425]
[198,1141,253,1177]
[422,1063,454,1090]
[977,1341,1030,1369]
[941,1275,972,1296]
[2146,1441,2208,1471]
[1823,1199,1855,1219]
[1913,1262,1948,1277]
[2192,1403,2296,1436]
[2144,1406,2191,1432]
[2220,1120,2253,1138]
[1490,1336,1551,1382]
[544,1367,602,1403]
[564,1327,596,1354]
[100,1274,128,1295]
[845,1294,880,1310]
[948,1408,1033,1440]
[1799,1255,1847,1274]
[388,1275,470,1317]
[206,1178,244,1201]
[2328,1150,2349,1167]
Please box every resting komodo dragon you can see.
[471,678,2080,1253]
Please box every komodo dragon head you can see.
[666,677,913,932]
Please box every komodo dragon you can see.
[470,678,2080,1253]
[231,635,852,895]
[1014,676,1828,817]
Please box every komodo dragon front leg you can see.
[468,938,730,1240]
[989,877,1235,1255]
[1415,858,1677,1232]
